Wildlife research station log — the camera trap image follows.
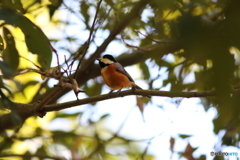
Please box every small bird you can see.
[97,54,150,98]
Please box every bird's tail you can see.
[134,85,143,90]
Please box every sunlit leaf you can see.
[16,17,52,68]
[0,8,52,68]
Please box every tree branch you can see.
[2,89,216,113]
[2,88,240,132]
[0,0,177,132]
[31,0,157,105]
[42,89,216,112]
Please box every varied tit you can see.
[97,54,150,97]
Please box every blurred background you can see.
[0,0,240,159]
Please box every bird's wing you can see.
[114,63,134,82]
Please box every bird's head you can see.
[97,54,117,68]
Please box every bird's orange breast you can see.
[101,64,133,90]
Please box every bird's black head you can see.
[102,54,117,62]
[97,54,117,68]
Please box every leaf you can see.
[0,0,25,13]
[139,62,150,80]
[99,114,110,121]
[0,77,13,98]
[2,27,19,71]
[0,8,52,68]
[80,1,90,28]
[136,96,145,122]
[182,143,197,160]
[179,134,192,139]
[0,8,19,25]
[0,34,4,53]
[105,0,114,7]
[84,82,102,97]
[0,61,15,79]
[56,112,81,118]
[16,17,52,68]
[47,0,63,18]
[36,146,48,155]
[170,137,175,153]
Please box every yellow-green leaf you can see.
[16,17,52,68]
[0,8,52,68]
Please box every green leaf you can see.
[99,114,110,120]
[179,134,192,139]
[56,112,81,118]
[0,34,4,53]
[84,82,102,97]
[83,82,102,105]
[0,0,25,13]
[0,8,52,68]
[16,17,52,68]
[139,62,150,80]
[2,27,19,71]
[0,61,15,79]
[0,8,19,25]
[47,0,63,18]
[80,1,90,28]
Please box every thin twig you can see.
[74,0,103,79]
[135,29,161,43]
[50,44,61,72]
[135,29,180,44]
[138,132,164,160]
[121,32,154,51]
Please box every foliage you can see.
[0,0,240,159]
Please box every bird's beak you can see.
[96,57,101,61]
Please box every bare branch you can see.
[42,89,216,112]
[121,32,155,51]
[2,89,216,113]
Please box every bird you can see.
[96,54,150,98]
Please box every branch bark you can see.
[2,88,240,132]
[0,89,219,113]
[43,89,216,112]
